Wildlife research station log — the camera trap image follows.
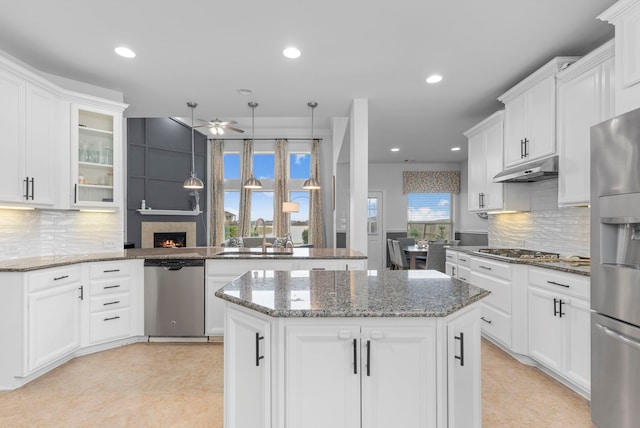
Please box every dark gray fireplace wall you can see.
[127,118,208,248]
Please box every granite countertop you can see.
[0,247,366,272]
[449,246,590,277]
[214,269,490,318]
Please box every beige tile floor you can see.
[0,339,591,427]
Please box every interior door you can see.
[367,191,383,271]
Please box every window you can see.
[407,193,453,241]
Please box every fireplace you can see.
[141,222,197,248]
[154,232,187,248]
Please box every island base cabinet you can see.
[285,325,437,428]
[447,306,482,428]
[224,307,270,428]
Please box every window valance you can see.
[402,170,460,194]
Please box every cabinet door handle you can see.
[558,300,565,318]
[30,177,34,200]
[478,265,492,271]
[23,177,29,199]
[103,300,120,306]
[104,316,120,321]
[255,332,265,367]
[553,298,559,317]
[547,280,570,288]
[74,184,77,204]
[524,138,529,157]
[104,284,121,289]
[454,332,465,367]
[451,266,456,277]
[353,339,358,375]
[54,275,69,281]
[481,316,492,324]
[520,139,525,158]
[366,340,371,377]
[78,285,84,300]
[103,269,121,273]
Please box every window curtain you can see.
[273,139,289,236]
[309,139,325,247]
[402,171,460,194]
[238,139,254,237]
[209,139,225,245]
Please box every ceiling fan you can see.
[196,118,244,135]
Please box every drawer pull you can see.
[481,316,493,324]
[459,276,467,281]
[103,300,120,306]
[547,280,570,288]
[460,257,467,262]
[103,269,121,273]
[479,265,492,271]
[104,316,120,321]
[54,275,69,281]
[104,285,121,289]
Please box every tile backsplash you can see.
[488,179,590,257]
[0,209,123,260]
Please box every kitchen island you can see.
[215,269,489,428]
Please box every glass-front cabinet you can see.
[71,104,123,208]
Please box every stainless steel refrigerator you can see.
[591,106,640,428]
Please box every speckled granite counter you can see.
[215,269,490,317]
[449,246,590,276]
[0,247,365,272]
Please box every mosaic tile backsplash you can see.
[488,179,590,257]
[0,209,123,260]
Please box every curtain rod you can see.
[207,138,322,141]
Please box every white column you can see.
[331,117,349,248]
[349,99,368,255]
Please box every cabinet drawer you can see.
[457,266,471,283]
[89,292,131,313]
[89,260,130,279]
[90,277,131,296]
[456,253,471,267]
[89,307,131,344]
[480,303,511,348]
[27,265,82,292]
[445,250,458,264]
[528,267,589,300]
[469,271,511,314]
[471,257,511,281]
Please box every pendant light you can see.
[183,102,204,189]
[303,101,321,190]
[243,101,263,189]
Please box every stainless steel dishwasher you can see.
[144,259,205,337]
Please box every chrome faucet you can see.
[254,218,268,253]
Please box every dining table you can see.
[404,244,428,269]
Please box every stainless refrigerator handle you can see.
[596,323,640,351]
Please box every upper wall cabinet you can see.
[464,111,530,213]
[598,0,640,115]
[0,63,63,208]
[557,41,615,207]
[71,103,124,209]
[499,57,580,168]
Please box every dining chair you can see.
[425,243,447,273]
[397,237,415,265]
[387,239,397,270]
[392,240,408,270]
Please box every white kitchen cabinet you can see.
[24,266,83,375]
[285,324,437,428]
[464,111,529,213]
[447,307,482,428]
[499,57,579,168]
[527,267,590,395]
[224,306,271,428]
[557,41,615,207]
[599,0,640,115]
[71,104,124,209]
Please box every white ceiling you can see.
[0,0,616,163]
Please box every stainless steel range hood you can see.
[492,155,558,183]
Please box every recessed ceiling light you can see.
[451,147,461,151]
[283,47,301,59]
[426,74,443,84]
[237,88,253,96]
[391,148,400,152]
[114,46,136,58]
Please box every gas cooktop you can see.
[477,248,560,260]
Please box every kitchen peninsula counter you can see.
[217,269,488,428]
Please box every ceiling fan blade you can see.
[225,125,245,133]
[196,118,212,125]
[219,120,238,126]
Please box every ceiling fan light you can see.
[302,177,321,190]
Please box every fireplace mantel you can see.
[137,209,202,216]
